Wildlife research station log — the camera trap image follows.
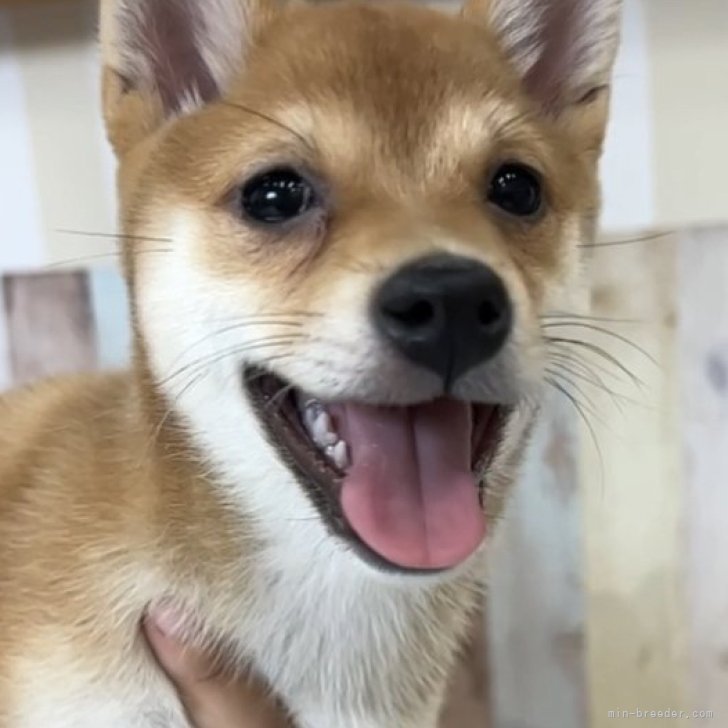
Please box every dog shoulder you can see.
[0,373,132,491]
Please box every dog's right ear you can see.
[100,0,280,155]
[462,0,622,154]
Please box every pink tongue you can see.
[337,399,486,571]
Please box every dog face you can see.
[101,0,621,575]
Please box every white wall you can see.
[601,0,656,232]
[646,0,728,228]
[0,1,116,272]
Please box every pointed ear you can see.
[463,0,622,134]
[100,0,279,154]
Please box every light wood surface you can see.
[488,401,586,728]
[680,226,728,722]
[581,234,687,726]
[3,271,98,385]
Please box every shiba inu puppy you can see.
[0,0,622,725]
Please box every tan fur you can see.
[0,1,620,726]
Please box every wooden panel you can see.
[0,277,11,391]
[488,402,586,728]
[440,604,490,728]
[679,226,728,721]
[3,271,97,386]
[580,235,687,726]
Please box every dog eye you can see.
[488,164,542,217]
[241,168,316,224]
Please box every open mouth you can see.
[244,368,507,573]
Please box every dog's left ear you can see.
[463,0,622,150]
[100,0,282,155]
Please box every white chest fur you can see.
[223,550,481,728]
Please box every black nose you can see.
[373,254,512,386]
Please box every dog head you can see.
[101,0,621,575]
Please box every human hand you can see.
[144,606,292,728]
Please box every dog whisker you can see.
[165,320,310,374]
[547,354,635,410]
[540,312,639,324]
[578,230,674,250]
[203,312,324,325]
[544,337,646,389]
[552,348,643,398]
[542,323,659,366]
[546,346,633,388]
[544,375,605,490]
[333,254,385,276]
[492,108,537,140]
[264,382,297,412]
[220,100,313,150]
[150,351,301,452]
[546,371,604,424]
[160,336,308,389]
[546,367,608,418]
[44,249,174,270]
[56,228,174,244]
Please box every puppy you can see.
[0,0,622,725]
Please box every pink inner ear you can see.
[497,0,619,114]
[128,0,219,112]
[521,0,583,111]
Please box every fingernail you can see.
[147,604,191,640]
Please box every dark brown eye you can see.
[488,164,542,217]
[241,168,316,224]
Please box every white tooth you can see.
[302,398,322,413]
[302,400,322,429]
[313,412,337,447]
[303,407,319,432]
[332,440,350,470]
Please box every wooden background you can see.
[2,225,726,726]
